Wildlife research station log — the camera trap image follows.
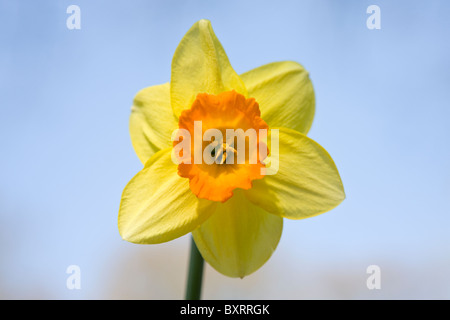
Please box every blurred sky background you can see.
[1,0,449,299]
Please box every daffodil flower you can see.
[119,20,345,278]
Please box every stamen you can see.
[215,143,237,164]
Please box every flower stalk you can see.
[185,236,204,300]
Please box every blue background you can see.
[1,0,449,299]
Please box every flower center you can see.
[209,142,237,164]
[175,90,268,202]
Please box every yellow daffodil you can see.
[119,19,345,278]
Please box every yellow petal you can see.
[192,190,283,278]
[119,148,217,244]
[130,83,179,164]
[241,61,315,134]
[245,127,345,219]
[170,19,247,117]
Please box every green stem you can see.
[185,236,204,300]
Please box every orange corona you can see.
[175,90,269,202]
